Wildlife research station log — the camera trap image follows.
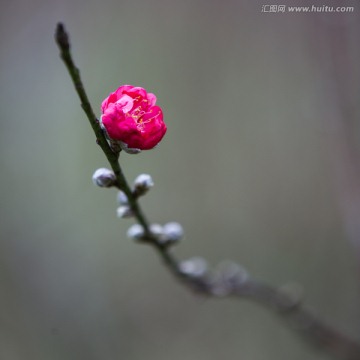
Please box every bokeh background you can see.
[1,0,360,359]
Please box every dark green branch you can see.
[55,23,360,360]
[55,23,115,163]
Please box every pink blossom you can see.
[100,85,167,152]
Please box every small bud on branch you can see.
[92,168,116,187]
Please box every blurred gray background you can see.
[1,0,360,359]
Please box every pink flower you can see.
[100,85,167,153]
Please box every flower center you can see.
[129,107,160,133]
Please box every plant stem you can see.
[55,23,150,235]
[55,23,360,360]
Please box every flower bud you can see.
[116,206,133,218]
[211,261,249,296]
[133,174,154,196]
[150,223,164,237]
[217,261,249,285]
[127,224,145,240]
[117,191,128,205]
[179,257,208,278]
[92,168,116,187]
[161,222,183,244]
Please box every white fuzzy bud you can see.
[116,206,133,218]
[161,222,183,244]
[133,174,154,196]
[127,224,145,240]
[217,261,249,285]
[179,257,208,278]
[92,168,116,187]
[213,261,249,296]
[211,261,249,297]
[150,223,164,237]
[117,191,128,205]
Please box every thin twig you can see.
[55,23,360,360]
